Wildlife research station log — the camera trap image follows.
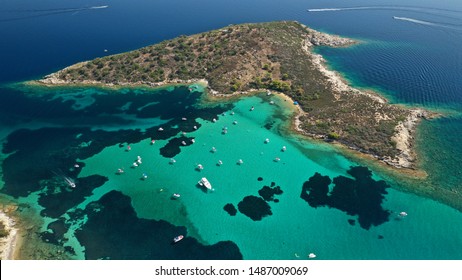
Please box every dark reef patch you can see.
[40,218,69,246]
[237,195,272,221]
[74,191,242,260]
[258,185,283,202]
[38,175,108,218]
[300,172,331,208]
[300,166,390,230]
[223,203,237,216]
[1,85,229,202]
[159,136,195,158]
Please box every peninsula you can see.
[36,21,432,170]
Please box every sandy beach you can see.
[0,209,20,260]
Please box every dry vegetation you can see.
[41,21,419,163]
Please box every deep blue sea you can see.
[1,0,462,260]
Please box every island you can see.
[35,21,434,170]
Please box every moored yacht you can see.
[173,235,184,243]
[198,177,212,190]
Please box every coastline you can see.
[0,207,20,260]
[30,21,434,172]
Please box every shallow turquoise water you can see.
[70,91,462,260]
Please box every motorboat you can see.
[230,111,235,115]
[264,138,270,143]
[64,177,76,188]
[198,177,212,190]
[151,139,156,145]
[170,158,176,164]
[173,235,184,243]
[270,101,275,105]
[191,139,195,143]
[193,126,198,130]
[274,157,280,162]
[196,164,204,170]
[181,141,187,146]
[217,160,223,166]
[308,253,316,259]
[399,211,408,217]
[172,193,181,199]
[237,159,244,165]
[181,117,187,121]
[212,118,217,123]
[233,120,238,125]
[142,173,148,180]
[117,168,124,174]
[158,127,164,131]
[250,106,255,111]
[211,147,217,153]
[132,162,138,167]
[281,146,286,151]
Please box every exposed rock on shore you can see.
[35,21,433,169]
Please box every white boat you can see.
[250,106,255,111]
[269,101,275,105]
[212,118,217,122]
[170,158,176,164]
[274,157,280,162]
[266,91,272,96]
[399,211,408,217]
[191,139,195,143]
[193,126,198,130]
[233,120,238,125]
[264,138,270,143]
[198,177,212,190]
[172,193,181,199]
[211,147,217,153]
[196,164,204,170]
[308,253,316,259]
[158,127,164,131]
[231,111,235,115]
[173,235,184,243]
[237,159,244,165]
[181,141,187,146]
[117,168,124,174]
[132,162,138,167]
[217,160,223,166]
[281,146,286,151]
[181,117,187,121]
[142,173,148,180]
[64,177,76,188]
[151,139,155,145]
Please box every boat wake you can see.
[393,16,462,30]
[307,5,462,15]
[0,5,109,22]
[307,5,462,21]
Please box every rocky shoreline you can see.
[0,206,20,260]
[33,21,435,171]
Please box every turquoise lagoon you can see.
[24,85,460,260]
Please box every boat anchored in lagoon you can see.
[173,235,184,243]
[198,177,213,190]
